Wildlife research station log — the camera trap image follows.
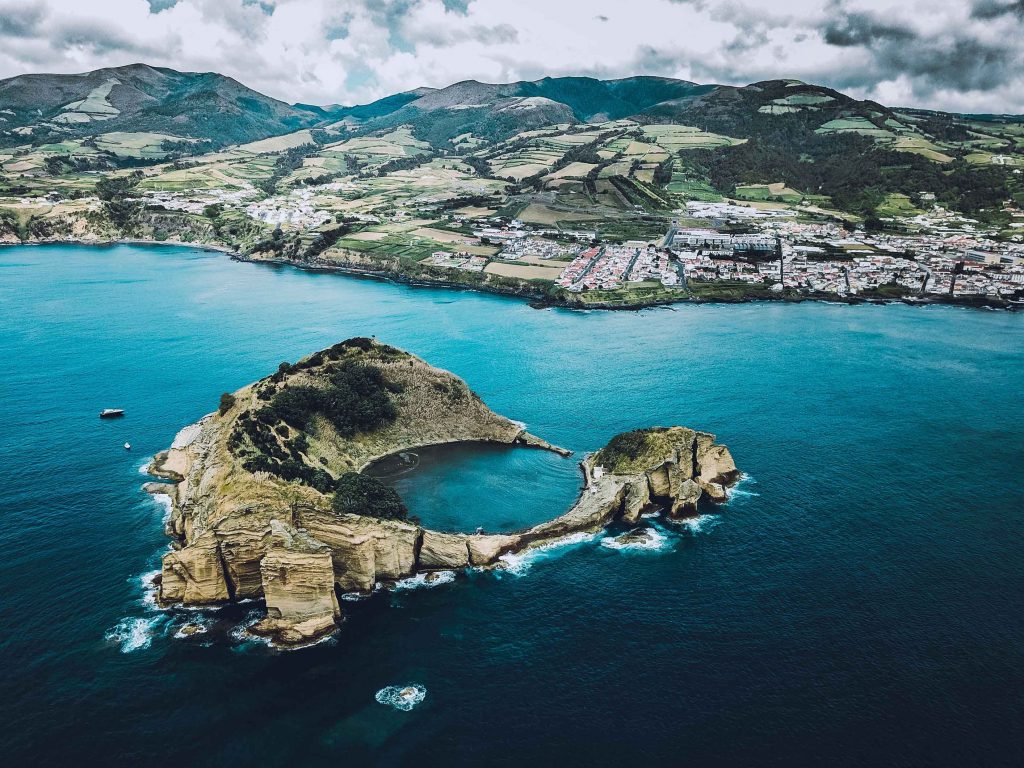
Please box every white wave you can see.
[390,571,456,591]
[600,527,670,552]
[727,473,760,500]
[149,493,173,524]
[137,458,155,475]
[496,531,602,576]
[229,609,269,645]
[138,569,164,611]
[375,684,427,712]
[671,514,720,534]
[340,592,368,602]
[105,615,164,653]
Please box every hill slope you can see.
[0,63,319,147]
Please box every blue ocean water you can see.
[0,243,1022,766]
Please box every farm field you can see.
[735,182,804,203]
[484,261,563,280]
[518,203,598,226]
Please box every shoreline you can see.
[3,235,1018,312]
[148,400,740,648]
[0,237,238,255]
[233,251,1023,313]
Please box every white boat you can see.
[99,409,125,419]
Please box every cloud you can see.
[822,12,915,47]
[0,1,49,36]
[971,0,1024,19]
[0,0,1020,113]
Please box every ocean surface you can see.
[0,243,1022,766]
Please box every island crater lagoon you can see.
[1,243,1022,765]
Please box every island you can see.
[146,338,740,647]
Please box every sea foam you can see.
[727,473,760,500]
[671,514,720,534]
[391,571,456,591]
[600,527,670,552]
[375,684,427,711]
[496,531,602,576]
[105,615,165,653]
[229,609,266,642]
[149,493,173,524]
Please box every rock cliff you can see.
[148,339,739,647]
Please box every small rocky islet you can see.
[146,338,740,647]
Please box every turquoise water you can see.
[1,243,1022,765]
[366,442,581,533]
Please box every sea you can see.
[0,243,1022,766]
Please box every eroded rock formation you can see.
[148,339,739,647]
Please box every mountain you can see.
[1,64,1019,223]
[0,63,320,147]
[324,75,717,144]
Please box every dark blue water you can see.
[1,243,1022,766]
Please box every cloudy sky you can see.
[1,0,1022,112]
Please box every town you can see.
[131,184,1024,304]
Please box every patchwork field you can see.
[237,130,316,154]
[735,182,804,203]
[94,132,187,159]
[518,203,598,226]
[639,124,743,151]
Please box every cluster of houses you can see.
[245,189,332,229]
[497,236,582,261]
[668,216,1024,297]
[424,252,487,271]
[555,242,679,291]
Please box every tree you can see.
[95,172,144,231]
[218,392,237,415]
[332,472,408,520]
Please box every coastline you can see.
[147,381,740,648]
[233,250,1023,313]
[3,235,1018,312]
[0,236,239,256]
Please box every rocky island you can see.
[146,338,739,647]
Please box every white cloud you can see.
[0,0,1021,113]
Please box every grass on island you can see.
[594,428,692,475]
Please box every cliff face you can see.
[148,340,739,647]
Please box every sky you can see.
[0,0,1022,113]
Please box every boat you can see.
[99,409,124,419]
[124,443,132,451]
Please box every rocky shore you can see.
[146,339,740,647]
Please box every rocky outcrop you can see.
[419,530,470,569]
[159,531,230,605]
[148,340,740,647]
[250,522,341,646]
[467,534,519,566]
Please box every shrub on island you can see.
[332,472,408,521]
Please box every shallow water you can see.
[366,442,581,533]
[1,243,1022,766]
